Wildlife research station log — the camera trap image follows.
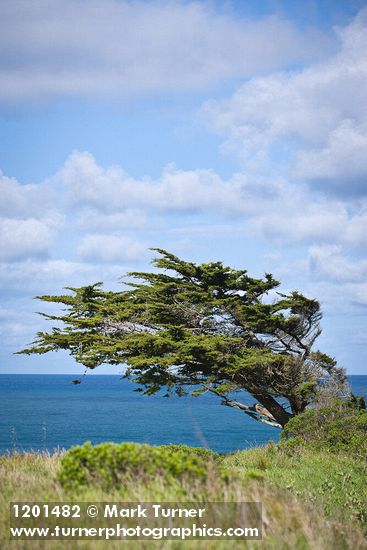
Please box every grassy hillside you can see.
[1,442,366,550]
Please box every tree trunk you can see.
[288,396,307,416]
[251,393,292,427]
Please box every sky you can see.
[1,0,366,375]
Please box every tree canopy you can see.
[19,249,348,428]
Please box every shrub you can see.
[160,444,220,460]
[58,442,218,489]
[281,401,367,459]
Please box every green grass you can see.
[1,445,366,550]
[222,443,367,525]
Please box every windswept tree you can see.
[19,249,348,428]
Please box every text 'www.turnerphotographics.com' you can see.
[10,502,262,540]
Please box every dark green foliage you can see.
[19,249,347,428]
[349,393,366,410]
[281,400,367,459]
[58,442,218,489]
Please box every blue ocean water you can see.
[0,375,366,455]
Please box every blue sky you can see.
[1,0,366,375]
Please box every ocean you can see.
[1,374,366,455]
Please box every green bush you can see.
[281,401,367,459]
[58,442,218,489]
[160,444,220,460]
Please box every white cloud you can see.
[267,244,367,313]
[2,149,366,272]
[76,209,147,232]
[0,304,39,349]
[0,218,54,261]
[0,0,334,102]
[57,150,245,214]
[0,170,64,262]
[309,245,367,283]
[245,186,367,248]
[203,8,367,195]
[0,171,56,218]
[52,150,367,250]
[77,234,148,263]
[0,259,125,292]
[295,119,367,187]
[1,148,366,342]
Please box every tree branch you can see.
[207,387,282,429]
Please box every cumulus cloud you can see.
[243,184,367,248]
[0,170,63,262]
[2,149,366,271]
[51,150,367,250]
[203,8,367,196]
[0,171,56,218]
[295,120,367,188]
[309,245,367,282]
[57,150,245,214]
[0,218,55,261]
[0,0,334,102]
